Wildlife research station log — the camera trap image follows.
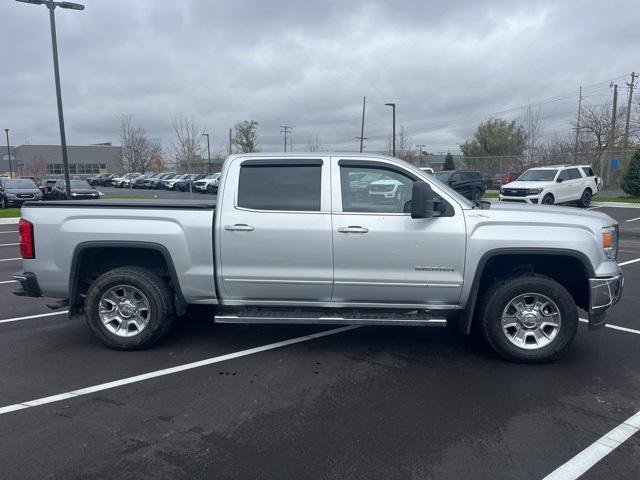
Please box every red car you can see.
[492,172,522,188]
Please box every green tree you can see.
[461,118,527,172]
[621,149,640,196]
[443,152,455,170]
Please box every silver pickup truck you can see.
[14,153,623,363]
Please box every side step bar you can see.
[214,315,447,327]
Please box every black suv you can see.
[434,170,486,201]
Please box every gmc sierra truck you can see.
[13,153,623,363]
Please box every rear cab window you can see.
[581,167,595,177]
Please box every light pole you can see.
[416,144,427,164]
[16,0,85,199]
[202,133,211,175]
[385,103,396,157]
[4,130,13,178]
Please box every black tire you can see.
[472,188,482,201]
[577,188,592,208]
[542,193,554,205]
[0,197,6,209]
[84,266,175,350]
[479,274,578,363]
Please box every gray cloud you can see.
[1,0,637,155]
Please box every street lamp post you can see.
[385,103,396,157]
[4,130,13,178]
[202,133,211,175]
[16,0,85,199]
[416,144,426,165]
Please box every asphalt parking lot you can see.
[0,206,639,479]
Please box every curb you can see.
[591,202,640,209]
[0,218,19,225]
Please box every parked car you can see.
[88,173,113,186]
[130,173,154,189]
[111,173,140,188]
[151,173,177,189]
[434,170,486,201]
[122,174,151,188]
[18,176,40,187]
[499,164,599,207]
[420,167,434,174]
[40,179,58,199]
[193,172,221,193]
[492,172,522,188]
[162,174,190,190]
[175,174,207,192]
[15,153,622,363]
[0,177,42,208]
[368,178,410,204]
[49,179,100,200]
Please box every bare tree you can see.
[521,104,543,166]
[22,154,47,179]
[232,120,259,153]
[387,125,416,162]
[120,115,162,174]
[306,135,323,152]
[171,114,203,172]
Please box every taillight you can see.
[18,219,35,259]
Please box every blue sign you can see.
[610,158,619,170]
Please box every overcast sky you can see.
[1,0,638,156]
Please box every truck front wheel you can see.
[480,274,578,363]
[84,266,175,350]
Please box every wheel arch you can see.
[459,248,594,334]
[69,241,188,318]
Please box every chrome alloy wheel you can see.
[99,285,151,337]
[501,293,562,350]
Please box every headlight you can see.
[527,188,542,195]
[499,187,505,194]
[602,226,619,260]
[5,193,15,198]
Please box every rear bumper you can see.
[588,274,623,329]
[12,272,42,297]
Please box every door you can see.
[331,158,466,306]
[565,167,584,199]
[219,158,333,302]
[555,169,573,202]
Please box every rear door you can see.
[218,158,333,302]
[565,167,583,200]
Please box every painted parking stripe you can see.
[625,216,640,223]
[0,310,68,325]
[0,325,360,415]
[579,318,640,335]
[0,280,18,285]
[543,410,640,480]
[588,206,603,210]
[0,231,17,234]
[0,257,20,262]
[618,257,640,267]
[0,243,18,247]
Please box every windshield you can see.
[517,169,557,181]
[59,180,92,189]
[434,171,453,183]
[5,179,37,189]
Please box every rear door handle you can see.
[224,224,255,232]
[337,226,369,234]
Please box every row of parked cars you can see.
[0,176,98,208]
[88,172,221,193]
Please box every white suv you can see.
[193,172,221,193]
[499,165,599,208]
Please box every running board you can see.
[214,309,448,327]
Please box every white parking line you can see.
[618,257,640,267]
[543,410,640,480]
[579,318,640,335]
[588,206,603,210]
[0,231,17,234]
[0,257,20,262]
[0,280,18,284]
[0,325,360,415]
[0,310,68,325]
[0,243,18,247]
[625,216,640,223]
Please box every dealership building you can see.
[1,143,124,178]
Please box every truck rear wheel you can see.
[84,266,175,350]
[480,274,578,363]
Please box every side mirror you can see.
[557,177,564,183]
[411,181,434,219]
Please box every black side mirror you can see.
[557,177,564,183]
[411,181,434,219]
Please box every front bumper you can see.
[588,274,624,329]
[498,194,542,204]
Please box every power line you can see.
[280,125,293,152]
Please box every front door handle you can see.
[225,224,255,232]
[337,226,369,234]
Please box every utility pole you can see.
[574,86,582,162]
[280,126,292,152]
[4,129,13,178]
[624,72,637,150]
[604,83,619,187]
[202,133,211,175]
[228,128,232,156]
[416,144,426,164]
[356,96,367,152]
[385,103,396,157]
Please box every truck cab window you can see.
[340,166,414,213]
[237,164,322,211]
